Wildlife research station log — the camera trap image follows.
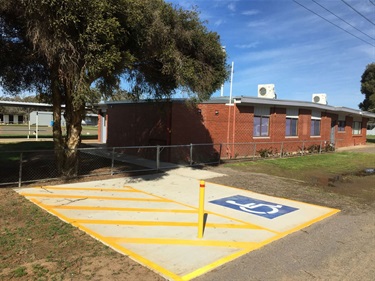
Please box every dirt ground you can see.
[0,145,374,280]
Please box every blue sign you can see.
[209,195,298,219]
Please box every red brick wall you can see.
[335,116,368,147]
[106,102,171,147]
[104,101,369,152]
[270,107,286,142]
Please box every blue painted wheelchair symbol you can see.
[210,195,298,219]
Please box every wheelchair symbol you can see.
[226,200,283,215]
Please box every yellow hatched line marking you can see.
[73,219,262,229]
[36,186,138,192]
[109,237,259,248]
[20,193,169,202]
[124,185,279,233]
[50,205,197,213]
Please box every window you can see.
[352,121,361,135]
[338,120,346,132]
[285,108,298,136]
[311,120,321,136]
[310,110,321,136]
[286,118,298,136]
[253,107,270,137]
[253,116,269,136]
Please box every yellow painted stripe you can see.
[126,185,272,230]
[109,237,259,248]
[97,233,183,281]
[20,193,169,202]
[37,186,138,192]
[74,219,261,229]
[181,247,260,280]
[29,197,183,280]
[50,205,197,213]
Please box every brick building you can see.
[97,95,375,158]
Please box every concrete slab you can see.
[16,167,339,281]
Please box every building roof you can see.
[0,100,52,108]
[97,96,375,121]
[207,96,375,120]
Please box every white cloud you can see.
[242,10,259,16]
[235,42,260,49]
[228,2,236,12]
[214,19,226,26]
[247,21,267,28]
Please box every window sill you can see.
[253,136,270,139]
[286,136,298,138]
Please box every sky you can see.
[166,0,375,109]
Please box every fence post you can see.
[110,147,115,175]
[18,152,23,188]
[319,141,323,154]
[302,141,305,155]
[218,143,222,165]
[253,143,256,160]
[156,145,160,171]
[190,143,193,166]
[280,142,284,158]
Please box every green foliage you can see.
[359,63,375,112]
[257,147,273,158]
[0,0,227,176]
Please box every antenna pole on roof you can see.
[220,84,224,97]
[229,61,234,104]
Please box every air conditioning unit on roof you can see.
[258,84,276,99]
[312,93,327,105]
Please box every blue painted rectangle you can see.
[209,195,298,219]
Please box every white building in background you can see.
[29,111,97,126]
[29,111,64,126]
[367,121,375,135]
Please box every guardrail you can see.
[0,140,333,187]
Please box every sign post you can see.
[198,180,205,238]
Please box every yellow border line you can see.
[72,219,264,229]
[24,182,341,281]
[37,186,139,192]
[109,237,259,248]
[19,193,169,202]
[50,205,197,213]
[28,197,182,281]
[182,208,341,280]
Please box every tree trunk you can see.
[51,67,85,178]
[62,99,84,178]
[51,67,65,176]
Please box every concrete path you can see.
[16,167,339,281]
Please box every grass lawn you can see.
[225,151,375,181]
[0,124,98,139]
[367,135,375,144]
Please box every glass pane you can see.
[253,116,261,136]
[285,119,291,136]
[261,117,269,136]
[291,119,298,136]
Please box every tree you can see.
[0,0,228,177]
[359,63,375,112]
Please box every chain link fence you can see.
[0,140,333,187]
